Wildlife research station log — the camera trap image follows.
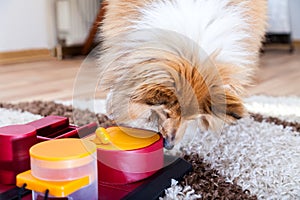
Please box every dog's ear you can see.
[223,90,246,121]
[131,84,179,111]
[197,88,245,131]
[202,86,246,123]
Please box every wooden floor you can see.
[0,49,299,103]
[249,48,300,96]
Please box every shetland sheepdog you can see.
[98,0,267,149]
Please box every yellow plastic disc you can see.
[87,127,160,150]
[30,138,96,161]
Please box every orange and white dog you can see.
[98,0,267,149]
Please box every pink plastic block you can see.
[0,125,37,184]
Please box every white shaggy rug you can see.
[165,95,300,200]
[1,95,299,200]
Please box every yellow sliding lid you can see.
[87,127,160,150]
[30,138,96,161]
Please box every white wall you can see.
[0,0,56,52]
[0,0,299,53]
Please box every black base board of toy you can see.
[122,156,192,200]
[0,184,30,200]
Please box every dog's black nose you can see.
[163,138,174,150]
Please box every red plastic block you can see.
[98,135,164,185]
[0,125,37,184]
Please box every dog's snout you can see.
[163,137,175,150]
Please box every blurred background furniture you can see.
[265,0,294,53]
[53,0,103,59]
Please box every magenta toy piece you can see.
[98,135,164,185]
[26,116,97,141]
[0,125,37,184]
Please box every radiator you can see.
[56,0,100,46]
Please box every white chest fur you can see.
[131,0,252,67]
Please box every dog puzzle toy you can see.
[0,116,192,200]
[16,138,98,200]
[0,116,97,199]
[85,126,164,185]
[84,126,192,200]
[0,116,97,185]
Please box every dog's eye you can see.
[162,110,171,118]
[227,112,242,120]
[166,112,170,118]
[146,101,155,105]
